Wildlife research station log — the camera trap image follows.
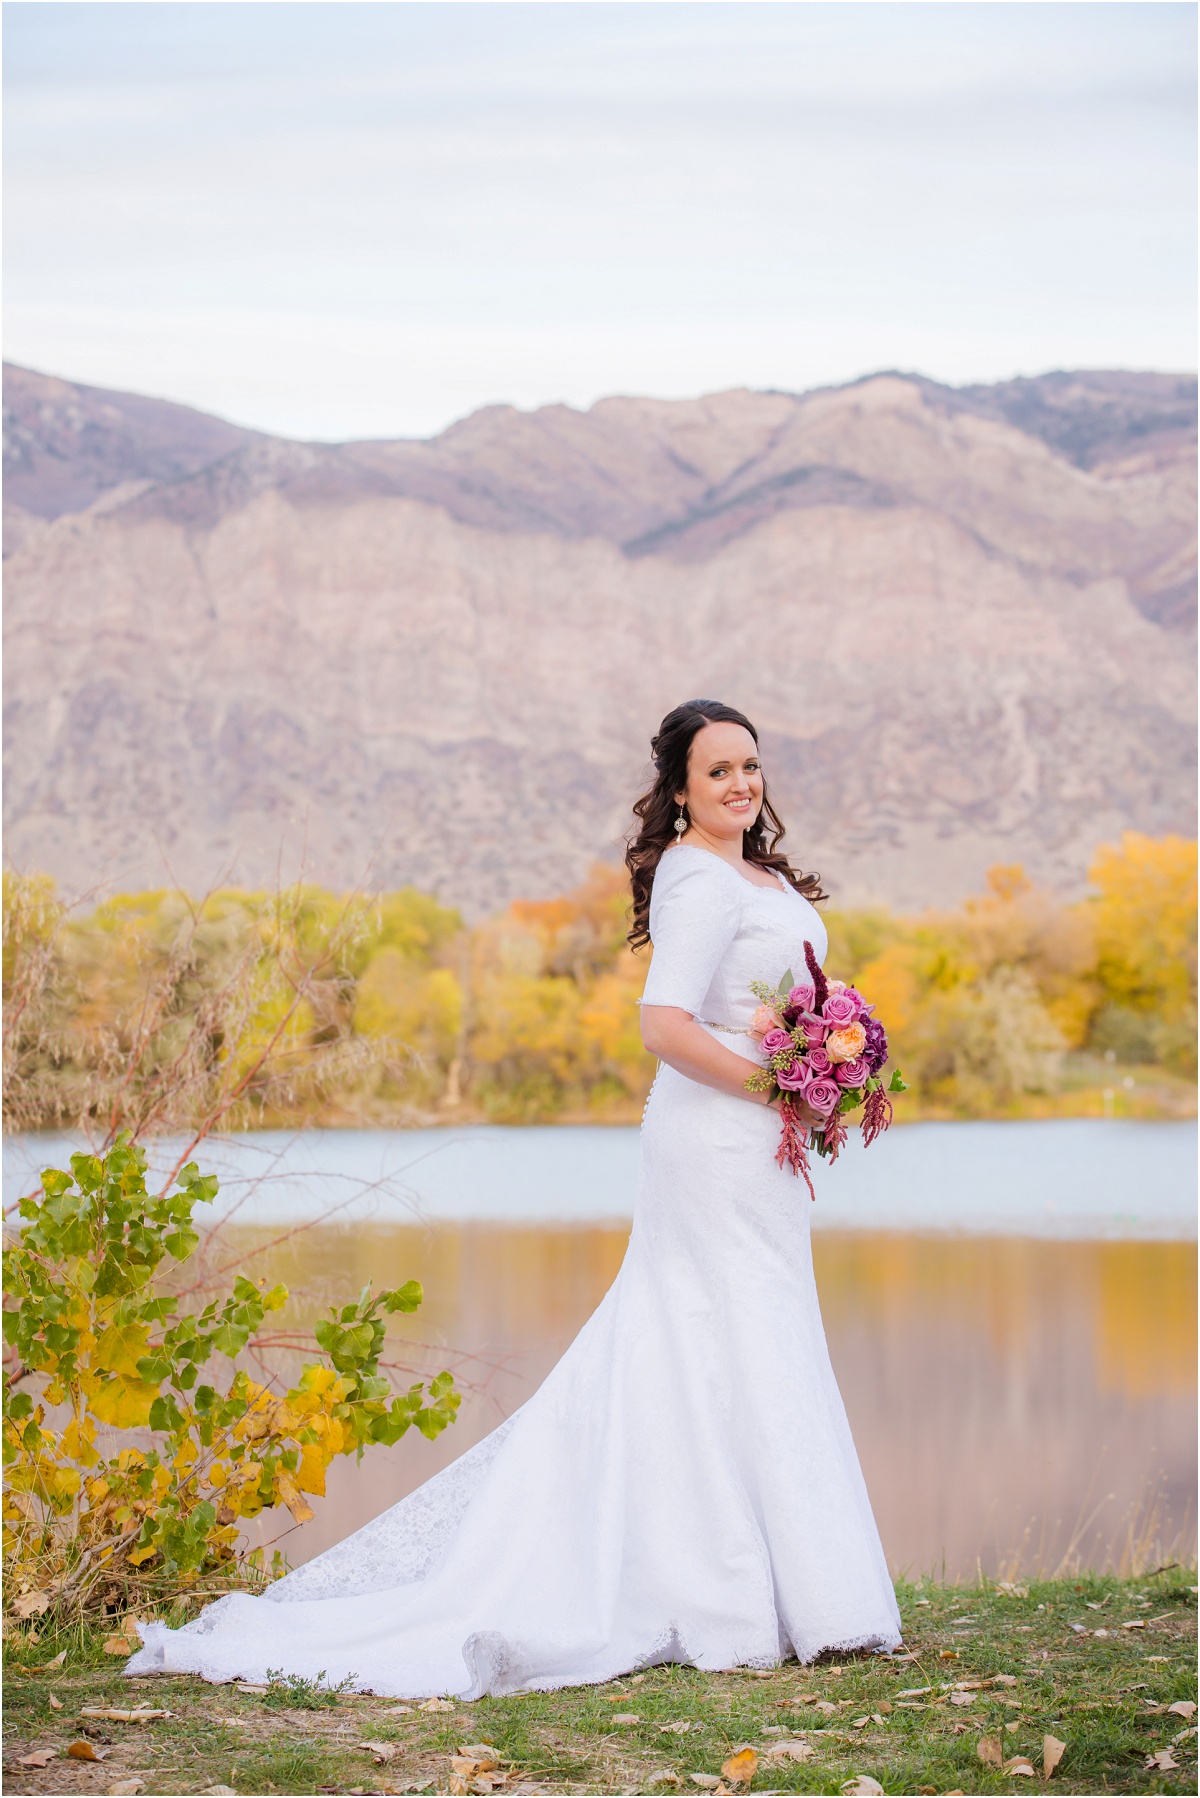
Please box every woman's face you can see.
[676,721,764,844]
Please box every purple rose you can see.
[842,986,869,1015]
[775,1059,809,1092]
[834,1055,869,1088]
[801,1013,828,1045]
[787,982,816,1012]
[805,1046,832,1076]
[862,1017,888,1073]
[761,1028,792,1056]
[822,991,858,1027]
[802,1076,842,1115]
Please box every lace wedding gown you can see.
[126,845,902,1696]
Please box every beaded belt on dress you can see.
[702,1020,751,1035]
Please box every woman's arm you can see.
[641,1005,823,1128]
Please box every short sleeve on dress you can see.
[640,850,742,1016]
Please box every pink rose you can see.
[842,986,869,1014]
[761,1028,792,1056]
[775,1058,809,1091]
[802,1076,842,1115]
[801,1013,828,1045]
[834,1055,869,1088]
[805,1046,832,1077]
[787,982,816,1012]
[822,991,858,1027]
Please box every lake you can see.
[5,1120,1196,1581]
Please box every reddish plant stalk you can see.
[803,939,828,1012]
[861,1082,894,1148]
[775,1098,816,1200]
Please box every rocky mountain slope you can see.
[4,362,1195,911]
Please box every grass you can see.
[2,1571,1195,1796]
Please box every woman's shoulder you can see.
[651,843,749,896]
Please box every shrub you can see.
[2,1134,459,1618]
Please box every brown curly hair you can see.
[625,698,826,950]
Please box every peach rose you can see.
[825,1021,867,1064]
[749,1003,783,1040]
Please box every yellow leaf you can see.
[60,1415,100,1467]
[93,1322,152,1379]
[207,1462,229,1489]
[91,1379,159,1429]
[274,1472,315,1524]
[1002,1758,1036,1777]
[49,1693,63,1710]
[720,1748,757,1787]
[296,1443,328,1496]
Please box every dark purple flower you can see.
[862,1016,888,1072]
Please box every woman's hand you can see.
[640,1005,826,1127]
[766,1091,826,1130]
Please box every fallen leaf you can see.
[47,1649,68,1667]
[977,1736,1004,1766]
[939,1649,958,1660]
[720,1751,757,1789]
[610,1712,640,1724]
[914,1597,932,1606]
[993,1674,1018,1686]
[17,1750,58,1768]
[220,1717,251,1728]
[1002,1758,1036,1776]
[418,1696,456,1712]
[1093,1628,1110,1638]
[49,1692,63,1709]
[896,1686,933,1698]
[1121,1619,1146,1630]
[102,1631,138,1655]
[997,1582,1029,1598]
[949,1692,975,1706]
[689,1779,723,1792]
[107,1783,146,1796]
[1168,1701,1197,1719]
[1005,1722,1020,1734]
[359,1741,398,1764]
[233,1682,268,1694]
[764,1740,814,1762]
[840,1780,885,1797]
[386,1703,414,1714]
[815,1699,839,1715]
[851,1715,871,1729]
[659,1721,694,1734]
[1043,1735,1067,1778]
[199,1787,238,1796]
[1145,1750,1179,1771]
[13,1590,52,1618]
[68,1740,110,1761]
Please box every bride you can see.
[127,697,902,1697]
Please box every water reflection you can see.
[226,1221,1195,1581]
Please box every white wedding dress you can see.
[126,845,902,1696]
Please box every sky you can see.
[3,0,1196,441]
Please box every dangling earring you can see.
[674,805,688,841]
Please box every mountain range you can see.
[4,360,1195,912]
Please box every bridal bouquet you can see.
[745,941,906,1199]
